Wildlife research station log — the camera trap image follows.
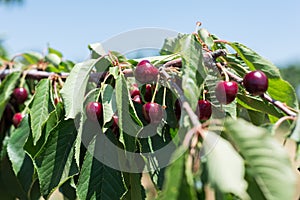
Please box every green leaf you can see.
[228,42,298,110]
[76,134,126,200]
[237,94,283,118]
[34,119,78,198]
[101,84,115,126]
[160,33,188,55]
[7,115,34,195]
[30,79,55,145]
[122,173,145,200]
[45,53,61,66]
[203,131,249,199]
[88,42,106,58]
[268,78,298,110]
[228,43,281,79]
[247,109,266,126]
[7,115,31,175]
[198,28,214,49]
[0,156,29,199]
[60,59,99,119]
[22,52,43,64]
[25,102,64,158]
[290,114,300,142]
[115,74,142,152]
[0,71,21,119]
[224,118,297,200]
[48,47,63,58]
[181,34,206,110]
[74,88,101,167]
[158,147,196,200]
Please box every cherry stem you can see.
[162,86,167,109]
[53,80,59,100]
[216,63,229,82]
[202,85,206,101]
[151,74,160,103]
[213,39,229,44]
[19,70,27,88]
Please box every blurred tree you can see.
[279,63,300,104]
[0,0,23,5]
[0,39,8,59]
[279,64,300,89]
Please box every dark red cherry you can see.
[196,100,212,121]
[142,102,163,124]
[13,87,28,104]
[174,99,181,121]
[130,83,140,98]
[144,84,153,102]
[215,81,238,104]
[111,115,120,138]
[132,95,142,104]
[134,60,159,84]
[12,112,24,128]
[86,102,102,122]
[243,70,268,96]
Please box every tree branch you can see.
[215,63,298,117]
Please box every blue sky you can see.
[0,0,300,66]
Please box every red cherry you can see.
[243,70,268,96]
[132,95,142,104]
[144,84,153,102]
[12,112,24,128]
[196,100,212,121]
[215,81,238,104]
[13,87,28,104]
[54,97,62,105]
[142,102,163,124]
[174,99,181,121]
[134,60,159,84]
[86,102,102,122]
[130,83,140,98]
[111,115,120,138]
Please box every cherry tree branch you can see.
[159,67,205,148]
[215,63,298,117]
[1,51,298,117]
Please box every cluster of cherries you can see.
[10,87,28,127]
[85,60,269,128]
[8,59,269,131]
[85,60,163,136]
[198,69,269,120]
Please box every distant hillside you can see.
[279,63,300,101]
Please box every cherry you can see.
[111,115,120,138]
[174,99,181,121]
[243,70,268,96]
[134,60,159,84]
[215,81,238,104]
[54,97,62,105]
[86,102,102,122]
[144,84,153,102]
[13,87,28,104]
[12,112,24,128]
[196,100,212,121]
[132,95,142,104]
[130,83,140,98]
[142,102,163,124]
